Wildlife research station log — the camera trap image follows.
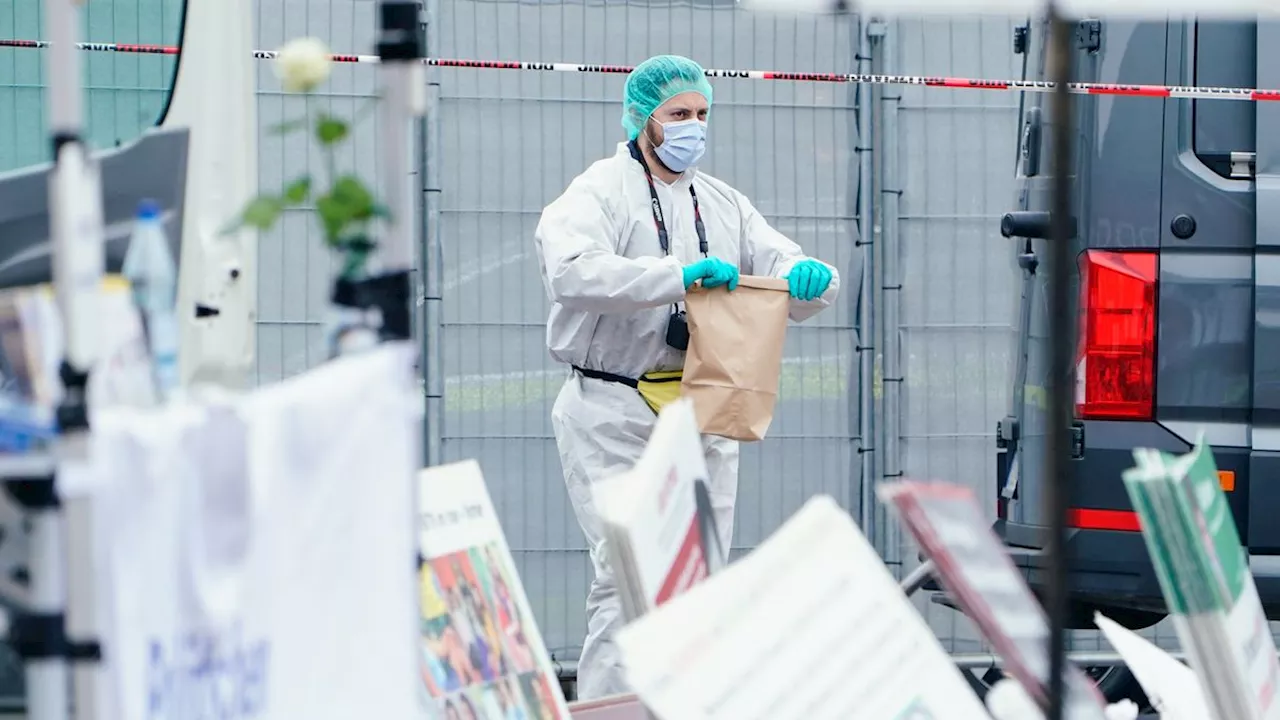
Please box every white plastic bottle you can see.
[121,199,180,400]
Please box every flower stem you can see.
[352,95,380,125]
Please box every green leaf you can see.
[315,176,384,246]
[268,117,308,135]
[315,194,349,244]
[283,176,312,205]
[331,175,376,220]
[315,115,349,146]
[239,195,284,231]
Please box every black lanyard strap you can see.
[628,140,708,257]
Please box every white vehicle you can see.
[0,0,257,713]
[0,0,258,391]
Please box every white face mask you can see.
[652,119,708,172]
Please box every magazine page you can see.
[615,495,991,720]
[0,285,62,450]
[594,399,719,611]
[0,276,155,454]
[877,480,1110,720]
[418,459,572,720]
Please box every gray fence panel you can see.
[433,0,861,658]
[890,15,1022,652]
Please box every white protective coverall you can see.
[534,141,841,700]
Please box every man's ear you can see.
[642,118,664,149]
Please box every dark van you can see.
[998,15,1272,644]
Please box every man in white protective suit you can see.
[533,53,842,699]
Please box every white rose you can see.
[275,37,332,93]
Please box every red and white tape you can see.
[3,37,1279,101]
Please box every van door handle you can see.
[1000,211,1077,240]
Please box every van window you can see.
[0,0,188,173]
[1193,20,1256,179]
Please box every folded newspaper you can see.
[418,459,573,720]
[878,480,1111,720]
[615,495,991,720]
[82,343,422,720]
[1122,438,1280,720]
[593,398,726,624]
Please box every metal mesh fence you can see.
[888,14,1023,653]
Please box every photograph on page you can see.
[418,460,572,720]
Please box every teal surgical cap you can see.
[621,54,715,140]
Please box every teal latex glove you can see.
[787,259,833,301]
[682,257,740,291]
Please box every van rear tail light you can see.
[1075,250,1158,421]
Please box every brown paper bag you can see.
[682,275,790,442]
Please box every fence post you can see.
[420,0,444,468]
[856,12,878,550]
[874,19,902,566]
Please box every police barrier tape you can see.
[4,37,1280,101]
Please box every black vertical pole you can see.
[1044,3,1076,719]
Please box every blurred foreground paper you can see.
[1094,613,1211,720]
[86,344,421,719]
[736,0,1280,17]
[615,495,990,720]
